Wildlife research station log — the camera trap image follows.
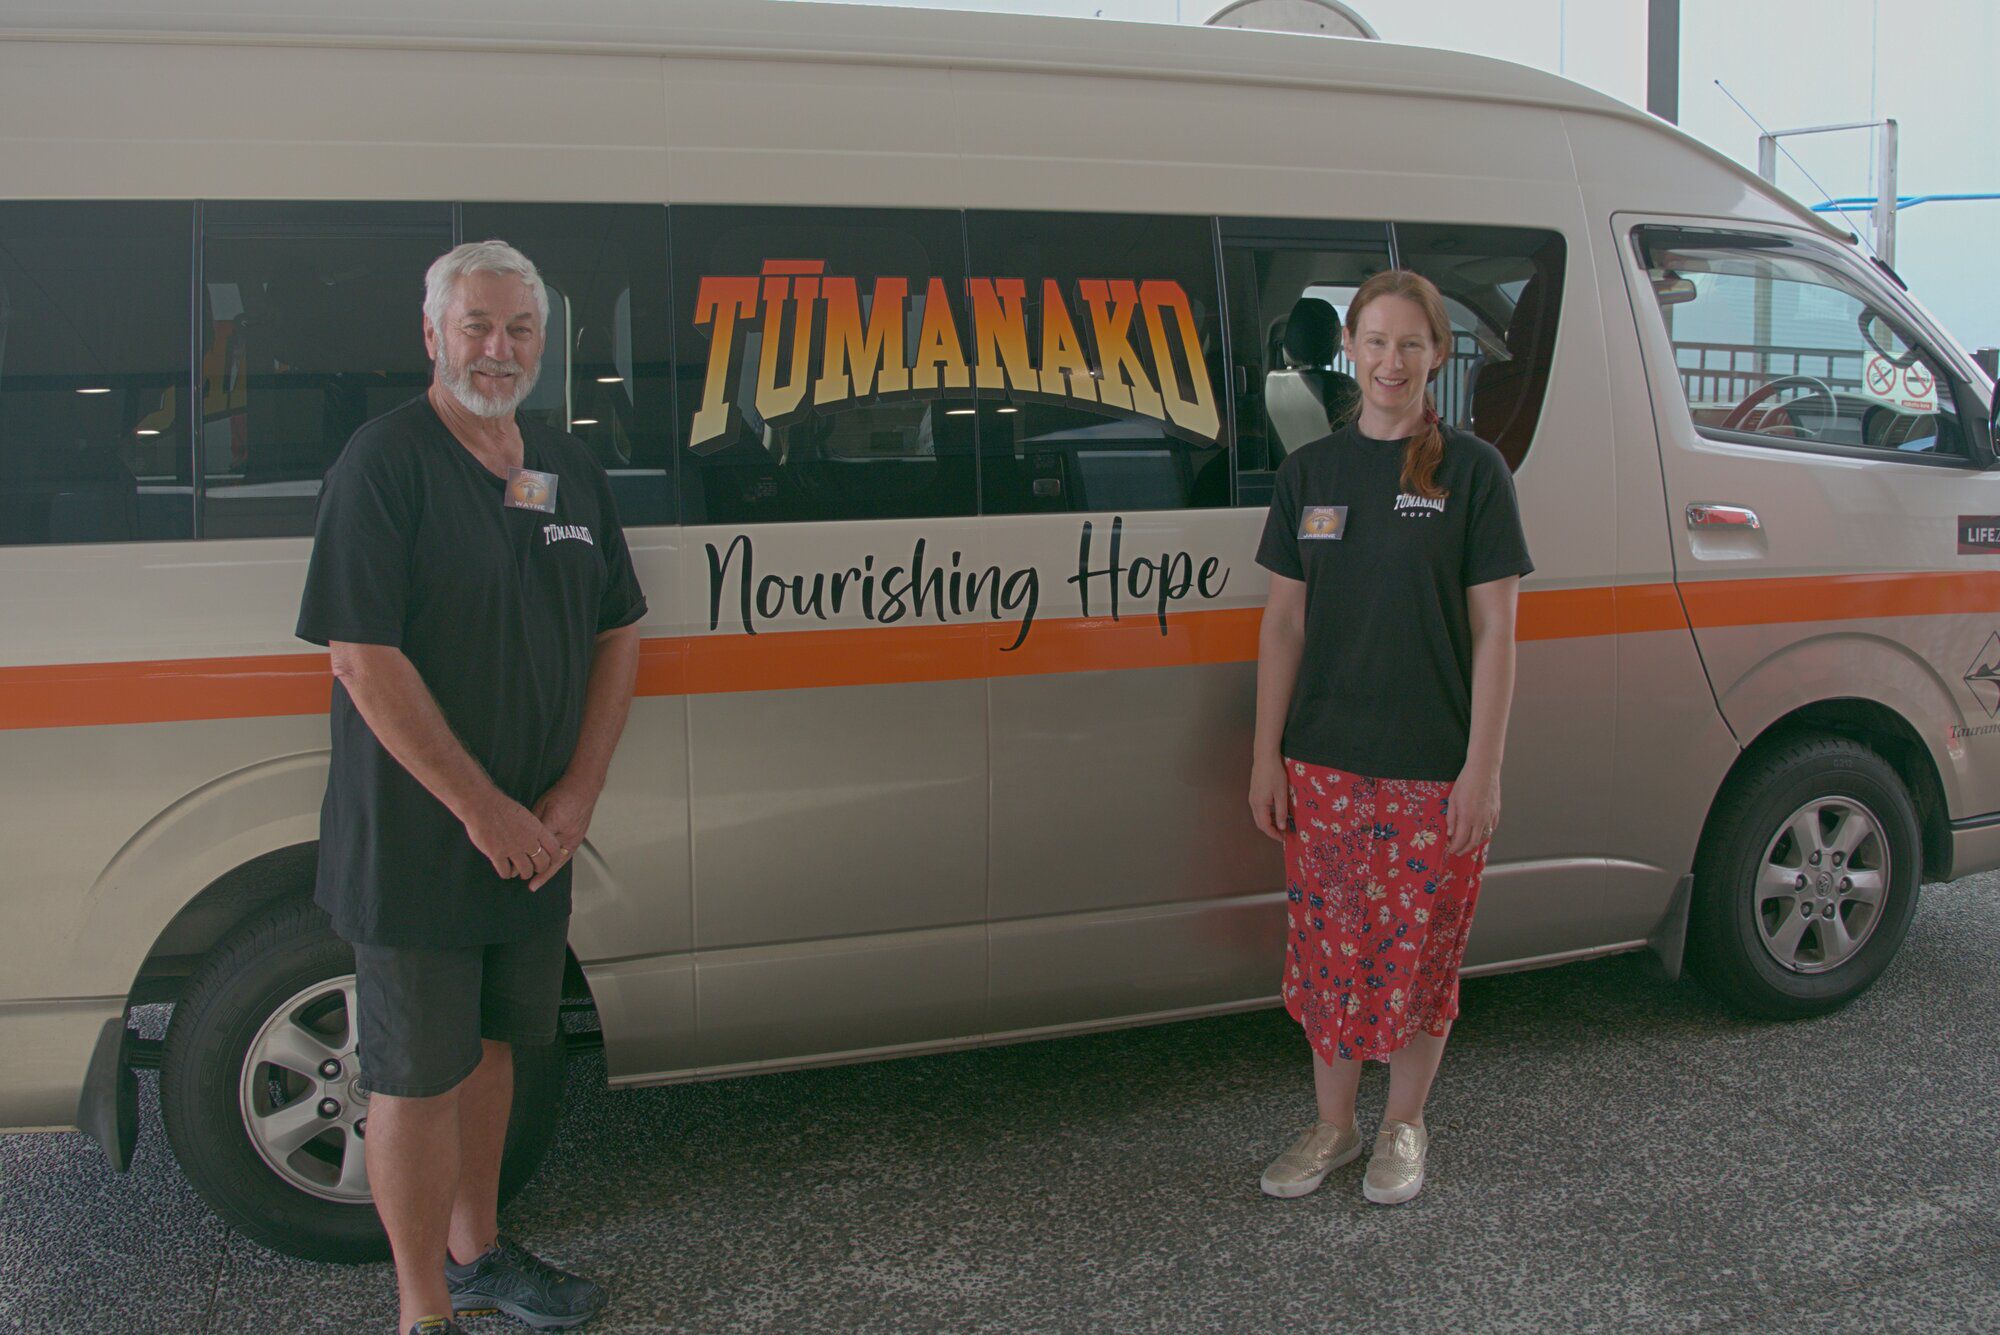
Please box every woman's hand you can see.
[1249,755,1293,843]
[1446,760,1501,857]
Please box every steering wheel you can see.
[1722,374,1841,439]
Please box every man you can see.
[297,240,646,1335]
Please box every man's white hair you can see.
[423,239,549,332]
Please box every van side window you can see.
[462,204,675,528]
[1395,224,1566,473]
[1219,218,1393,507]
[674,206,977,526]
[200,202,449,538]
[967,211,1229,515]
[0,202,194,546]
[1636,227,1966,459]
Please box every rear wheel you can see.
[1688,733,1922,1019]
[160,898,565,1262]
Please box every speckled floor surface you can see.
[6,873,1998,1334]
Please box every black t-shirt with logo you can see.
[1255,423,1533,783]
[297,396,648,947]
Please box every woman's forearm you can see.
[1463,591,1519,775]
[1255,615,1306,764]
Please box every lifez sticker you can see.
[505,468,559,514]
[1298,505,1348,540]
[1959,516,2000,554]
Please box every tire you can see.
[160,898,566,1262]
[1688,732,1923,1020]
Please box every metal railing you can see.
[1669,340,1866,408]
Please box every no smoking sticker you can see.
[1902,361,1935,403]
[1863,352,1937,413]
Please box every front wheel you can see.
[160,898,565,1262]
[1688,733,1923,1019]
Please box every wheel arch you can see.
[1713,698,1951,883]
[130,843,603,1026]
[130,842,321,1005]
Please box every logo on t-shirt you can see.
[1298,505,1348,540]
[541,523,595,547]
[1393,492,1445,518]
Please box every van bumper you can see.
[0,997,126,1142]
[1947,813,2000,882]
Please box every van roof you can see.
[2,0,1840,239]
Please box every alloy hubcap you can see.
[238,974,372,1203]
[1754,797,1889,975]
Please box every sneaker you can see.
[408,1320,465,1335]
[1362,1118,1429,1205]
[446,1235,608,1330]
[1259,1118,1363,1198]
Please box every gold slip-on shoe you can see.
[1260,1119,1363,1198]
[1362,1118,1429,1205]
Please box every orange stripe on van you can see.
[0,652,334,731]
[1512,582,1690,640]
[0,572,1982,731]
[1678,570,2000,629]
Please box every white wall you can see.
[1681,0,2000,352]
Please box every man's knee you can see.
[369,1083,463,1116]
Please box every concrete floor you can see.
[5,874,1999,1334]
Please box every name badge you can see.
[1298,505,1348,540]
[505,467,559,513]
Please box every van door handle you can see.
[1686,503,1761,530]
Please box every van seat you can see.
[1468,259,1560,469]
[1265,298,1359,458]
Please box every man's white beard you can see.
[436,349,540,419]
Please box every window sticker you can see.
[685,259,1221,454]
[1958,516,2000,554]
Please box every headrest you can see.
[1506,273,1551,353]
[1282,298,1339,368]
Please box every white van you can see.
[2,0,1995,1261]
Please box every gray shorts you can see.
[351,922,568,1099]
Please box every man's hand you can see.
[464,793,565,884]
[528,774,602,891]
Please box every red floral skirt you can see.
[1280,758,1487,1063]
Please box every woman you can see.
[1248,270,1531,1206]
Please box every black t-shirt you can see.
[296,396,648,947]
[1255,423,1533,782]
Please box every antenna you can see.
[1716,80,1891,263]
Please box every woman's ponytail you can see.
[1401,394,1447,500]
